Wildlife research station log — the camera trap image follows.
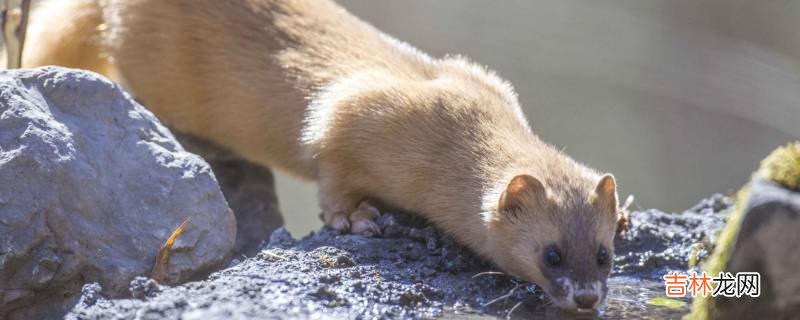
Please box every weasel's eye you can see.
[544,248,562,267]
[597,247,608,266]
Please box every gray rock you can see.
[711,178,800,320]
[173,133,283,257]
[0,67,236,319]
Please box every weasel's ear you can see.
[593,174,618,213]
[498,174,546,212]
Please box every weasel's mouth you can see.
[545,280,606,312]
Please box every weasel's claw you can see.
[326,212,351,233]
[351,218,381,237]
[349,201,382,237]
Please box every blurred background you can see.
[278,0,800,236]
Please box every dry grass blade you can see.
[620,194,634,212]
[262,250,288,261]
[483,284,522,307]
[152,217,191,283]
[616,194,634,234]
[506,300,524,319]
[471,271,507,279]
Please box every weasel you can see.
[22,0,622,311]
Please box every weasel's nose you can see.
[574,293,599,310]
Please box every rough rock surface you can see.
[174,133,283,257]
[615,194,732,278]
[0,67,236,319]
[67,195,732,319]
[711,178,800,319]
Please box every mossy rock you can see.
[687,142,800,320]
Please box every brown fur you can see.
[23,0,620,310]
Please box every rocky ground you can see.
[66,195,733,319]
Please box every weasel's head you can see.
[486,173,620,312]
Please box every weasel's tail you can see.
[20,0,116,78]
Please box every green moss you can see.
[649,297,687,309]
[685,186,751,320]
[687,243,702,268]
[760,142,800,191]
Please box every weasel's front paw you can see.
[349,202,382,237]
[324,211,351,233]
[321,201,382,236]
